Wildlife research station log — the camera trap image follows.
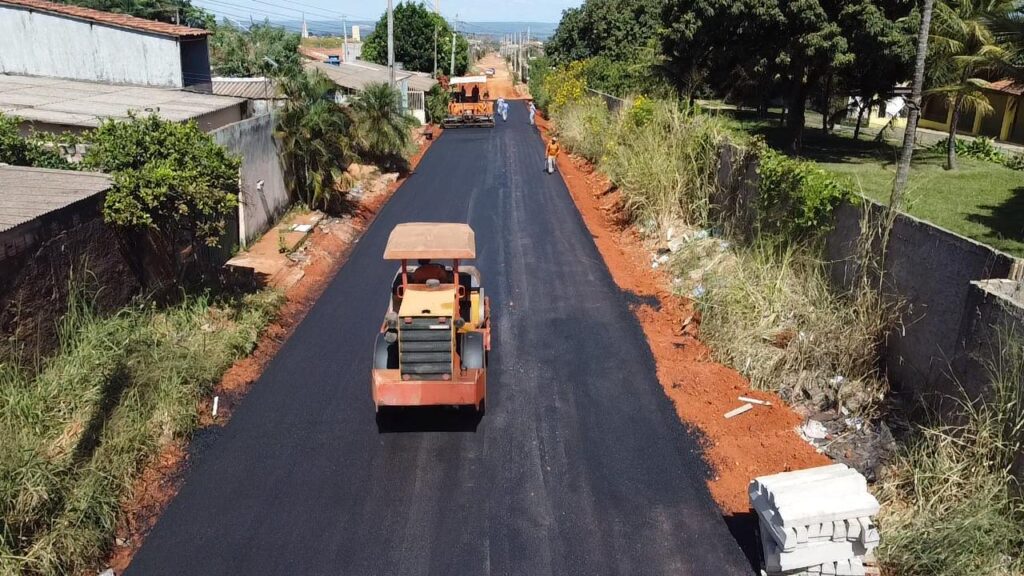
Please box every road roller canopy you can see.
[449,76,488,86]
[384,223,476,260]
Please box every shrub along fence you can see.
[714,139,1024,419]
[557,93,1024,473]
[554,91,1024,575]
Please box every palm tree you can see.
[927,0,1014,170]
[350,82,418,170]
[275,70,354,209]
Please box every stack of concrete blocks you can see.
[750,464,880,576]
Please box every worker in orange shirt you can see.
[545,137,560,174]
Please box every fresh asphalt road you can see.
[125,103,753,575]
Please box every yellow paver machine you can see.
[442,76,495,128]
[372,223,491,413]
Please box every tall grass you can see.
[678,237,892,418]
[876,334,1024,576]
[0,289,282,575]
[554,97,731,230]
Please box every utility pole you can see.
[341,15,347,61]
[524,27,530,82]
[516,31,521,79]
[433,26,438,77]
[387,0,395,86]
[450,17,457,76]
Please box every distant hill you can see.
[452,22,558,41]
[266,20,556,41]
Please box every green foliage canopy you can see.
[83,114,240,248]
[350,82,417,171]
[361,2,468,75]
[210,21,302,78]
[546,0,667,65]
[275,70,353,209]
[61,0,214,28]
[0,113,75,170]
[660,0,917,151]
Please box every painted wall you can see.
[825,200,1019,405]
[0,5,185,87]
[211,113,290,246]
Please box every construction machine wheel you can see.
[374,333,398,369]
[461,332,485,369]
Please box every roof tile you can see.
[0,0,209,38]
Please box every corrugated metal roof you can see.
[0,0,209,38]
[0,74,243,128]
[305,61,437,93]
[211,77,282,99]
[987,79,1024,96]
[0,165,111,233]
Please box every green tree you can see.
[210,21,301,78]
[0,113,75,170]
[83,114,240,278]
[547,0,667,65]
[362,2,468,75]
[62,0,214,28]
[545,7,591,64]
[661,0,917,151]
[350,82,417,170]
[275,70,354,209]
[927,0,1013,170]
[838,0,918,139]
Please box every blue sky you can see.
[194,0,582,24]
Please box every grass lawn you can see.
[721,110,1024,257]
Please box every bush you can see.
[876,334,1024,576]
[0,289,282,575]
[0,113,75,170]
[930,136,1004,164]
[1003,153,1024,171]
[552,96,611,163]
[684,238,891,418]
[528,55,553,112]
[276,70,353,210]
[599,99,730,228]
[426,84,449,125]
[83,114,240,251]
[350,82,417,171]
[543,60,589,112]
[755,145,851,241]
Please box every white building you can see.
[0,0,212,89]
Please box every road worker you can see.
[410,259,448,283]
[545,137,560,174]
[496,97,507,121]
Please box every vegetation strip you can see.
[103,131,436,574]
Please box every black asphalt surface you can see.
[125,103,753,575]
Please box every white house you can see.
[0,0,212,88]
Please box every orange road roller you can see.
[372,223,491,413]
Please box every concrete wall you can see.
[0,5,185,87]
[0,215,142,356]
[824,199,1019,404]
[193,103,245,133]
[707,142,1024,415]
[211,113,290,246]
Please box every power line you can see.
[196,0,375,25]
[196,0,299,22]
